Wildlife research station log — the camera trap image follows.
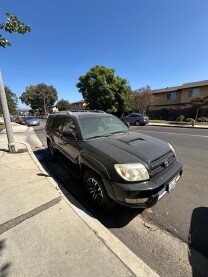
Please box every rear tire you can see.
[83,171,115,212]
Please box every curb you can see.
[148,123,208,129]
[15,140,159,277]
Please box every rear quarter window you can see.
[46,115,56,128]
[53,116,65,132]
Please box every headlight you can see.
[114,163,149,182]
[168,143,176,155]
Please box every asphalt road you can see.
[131,126,208,246]
[33,120,208,276]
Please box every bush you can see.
[185,118,194,122]
[34,111,40,116]
[177,115,185,122]
[197,117,208,122]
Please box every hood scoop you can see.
[117,136,145,145]
[129,137,145,145]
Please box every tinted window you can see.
[46,115,56,128]
[25,116,35,120]
[130,114,141,117]
[63,117,77,137]
[53,116,64,132]
[79,115,128,139]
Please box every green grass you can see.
[195,122,208,125]
[0,123,5,131]
[149,120,208,125]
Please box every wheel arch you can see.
[79,158,116,202]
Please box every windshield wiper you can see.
[109,130,129,135]
[86,134,111,140]
[86,131,128,140]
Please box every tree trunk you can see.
[195,108,199,121]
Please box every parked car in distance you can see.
[121,113,149,126]
[10,115,17,122]
[24,116,40,126]
[16,116,40,126]
[45,111,182,211]
[15,116,25,124]
[41,114,49,119]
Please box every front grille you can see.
[150,150,176,178]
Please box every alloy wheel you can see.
[86,177,104,205]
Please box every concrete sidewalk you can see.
[0,125,159,277]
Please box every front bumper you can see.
[105,158,182,208]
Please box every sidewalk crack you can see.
[0,197,61,235]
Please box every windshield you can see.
[25,116,36,120]
[78,115,129,140]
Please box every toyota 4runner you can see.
[45,111,182,211]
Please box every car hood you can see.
[85,131,171,167]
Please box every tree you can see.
[20,83,58,114]
[0,12,31,47]
[76,66,132,116]
[131,86,153,114]
[56,99,71,111]
[189,96,208,121]
[0,86,18,115]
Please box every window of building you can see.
[167,92,176,100]
[187,88,200,98]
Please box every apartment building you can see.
[148,80,208,120]
[150,80,208,111]
[70,100,86,110]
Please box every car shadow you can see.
[97,206,144,229]
[188,207,208,276]
[0,239,11,277]
[34,148,141,228]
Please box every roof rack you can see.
[53,110,105,114]
[70,110,105,113]
[52,111,73,114]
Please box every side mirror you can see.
[62,130,76,139]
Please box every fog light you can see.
[125,198,148,204]
[137,198,148,203]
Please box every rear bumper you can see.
[104,158,182,208]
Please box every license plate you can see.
[168,174,180,192]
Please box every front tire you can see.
[83,171,115,211]
[135,120,141,126]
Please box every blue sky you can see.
[1,0,208,108]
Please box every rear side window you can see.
[53,116,65,133]
[63,117,77,137]
[130,114,140,117]
[46,115,56,128]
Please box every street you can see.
[131,126,208,248]
[33,120,208,276]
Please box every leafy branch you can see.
[0,12,32,47]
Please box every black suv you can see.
[45,111,182,211]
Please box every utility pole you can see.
[0,71,18,152]
[43,95,47,115]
